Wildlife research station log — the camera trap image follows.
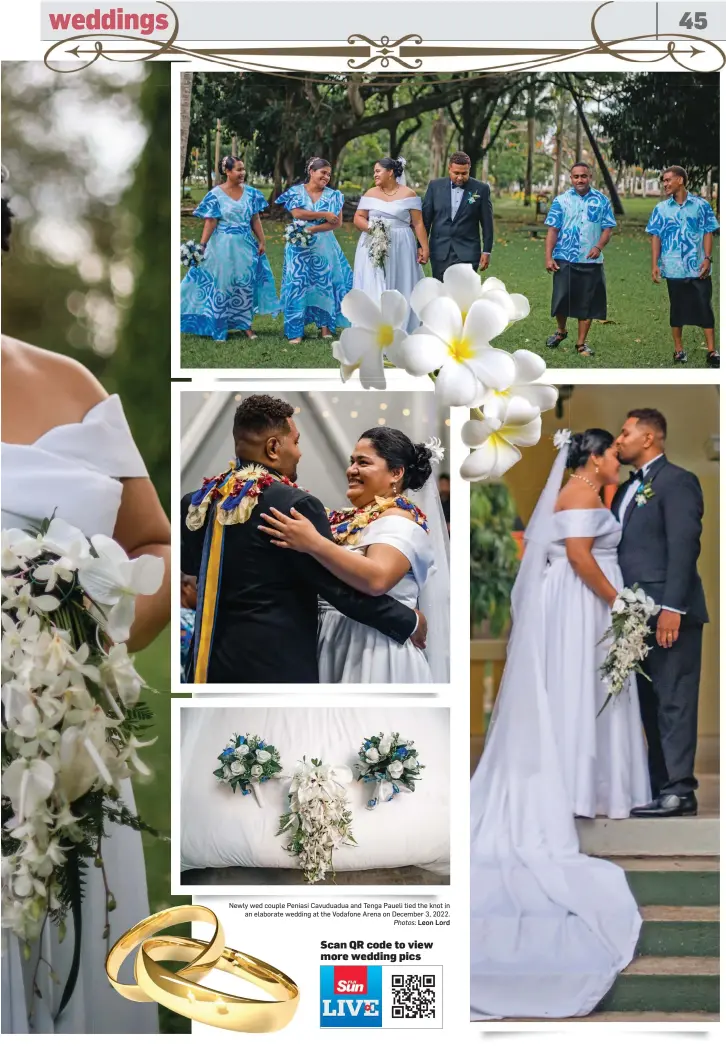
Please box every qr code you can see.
[390,973,436,1019]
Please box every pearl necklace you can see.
[572,473,602,496]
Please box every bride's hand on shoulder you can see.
[258,506,321,553]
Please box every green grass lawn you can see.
[131,628,190,1035]
[180,196,719,370]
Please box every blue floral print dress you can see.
[275,184,352,339]
[181,185,280,341]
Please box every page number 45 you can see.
[679,12,708,29]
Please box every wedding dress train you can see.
[1,395,158,1034]
[470,445,647,1019]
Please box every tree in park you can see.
[599,72,719,198]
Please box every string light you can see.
[350,411,358,418]
[402,408,411,417]
[378,418,386,425]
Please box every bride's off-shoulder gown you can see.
[1,396,158,1034]
[470,507,650,1019]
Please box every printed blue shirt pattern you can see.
[645,193,719,279]
[544,187,617,264]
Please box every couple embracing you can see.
[353,150,493,332]
[181,395,449,686]
[471,408,707,1018]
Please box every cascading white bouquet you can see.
[356,731,424,810]
[213,732,282,806]
[1,516,164,998]
[284,219,314,249]
[180,239,205,267]
[366,217,390,270]
[331,265,558,483]
[599,585,660,715]
[276,757,356,883]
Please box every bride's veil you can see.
[395,155,407,187]
[411,473,450,683]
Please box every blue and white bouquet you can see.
[284,219,314,248]
[180,239,205,267]
[356,732,424,809]
[213,733,282,805]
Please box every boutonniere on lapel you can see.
[467,191,480,204]
[635,479,655,507]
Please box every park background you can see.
[2,63,184,1033]
[180,70,719,370]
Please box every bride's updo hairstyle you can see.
[303,157,331,183]
[376,156,405,180]
[566,428,615,470]
[360,426,433,492]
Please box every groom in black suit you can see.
[612,408,708,817]
[181,395,424,684]
[422,151,494,282]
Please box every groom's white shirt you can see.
[616,453,682,614]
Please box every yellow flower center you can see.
[448,335,475,363]
[377,324,394,349]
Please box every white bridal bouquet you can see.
[1,517,163,987]
[284,219,314,248]
[366,217,390,270]
[599,585,660,714]
[213,732,282,805]
[356,732,424,809]
[276,757,356,883]
[180,239,205,267]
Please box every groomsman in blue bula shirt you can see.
[544,162,617,357]
[646,165,719,367]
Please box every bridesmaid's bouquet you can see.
[213,732,282,805]
[356,731,424,809]
[599,585,660,714]
[180,239,205,267]
[284,219,314,248]
[1,517,164,985]
[276,757,356,882]
[366,217,390,270]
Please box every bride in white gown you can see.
[470,428,650,1020]
[352,157,429,333]
[1,336,172,1034]
[258,426,449,684]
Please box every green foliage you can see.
[470,482,520,637]
[599,73,720,188]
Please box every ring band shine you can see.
[135,934,300,1032]
[106,905,224,1003]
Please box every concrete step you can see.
[598,956,720,1013]
[638,906,719,957]
[577,814,719,856]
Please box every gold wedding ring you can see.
[106,904,224,1003]
[135,935,300,1032]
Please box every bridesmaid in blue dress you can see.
[276,157,353,344]
[181,155,280,341]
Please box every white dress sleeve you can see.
[551,508,619,540]
[354,515,434,588]
[356,195,375,212]
[35,394,148,479]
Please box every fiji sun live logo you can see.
[320,965,382,1027]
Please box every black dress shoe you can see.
[630,793,698,817]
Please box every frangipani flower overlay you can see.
[331,264,556,482]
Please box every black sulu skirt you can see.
[550,260,607,320]
[666,276,715,328]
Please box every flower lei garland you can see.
[276,757,356,883]
[328,495,428,547]
[1,517,163,1008]
[214,733,282,802]
[186,462,298,532]
[356,732,424,809]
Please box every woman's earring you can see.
[595,465,600,475]
[392,482,397,495]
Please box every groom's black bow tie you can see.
[630,468,644,483]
